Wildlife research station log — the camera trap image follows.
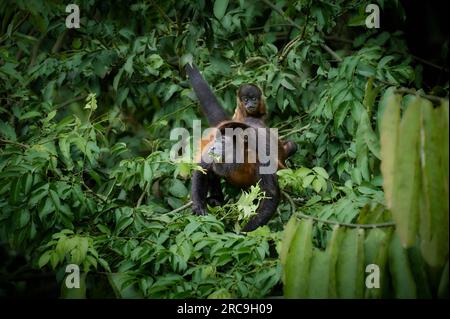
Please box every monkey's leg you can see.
[242,173,280,232]
[207,174,224,207]
[191,164,210,216]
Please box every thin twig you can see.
[150,0,175,27]
[362,75,448,104]
[136,182,150,208]
[391,50,449,73]
[168,201,193,214]
[395,88,447,104]
[0,138,29,149]
[282,190,297,212]
[280,123,310,139]
[410,54,449,73]
[326,38,448,71]
[51,29,68,54]
[296,212,396,229]
[279,10,310,62]
[282,191,396,229]
[261,0,300,33]
[321,43,343,62]
[275,114,307,130]
[57,94,87,109]
[262,0,342,62]
[0,12,30,45]
[81,180,109,204]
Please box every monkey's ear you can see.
[180,53,194,68]
[258,99,267,115]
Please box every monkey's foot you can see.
[242,220,260,232]
[207,197,223,207]
[192,205,208,216]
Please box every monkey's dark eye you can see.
[243,97,248,102]
[251,97,256,101]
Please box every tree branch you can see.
[168,201,193,214]
[282,191,395,229]
[0,138,29,149]
[262,0,342,62]
[0,12,30,45]
[395,88,447,103]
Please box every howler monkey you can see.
[233,83,297,160]
[185,63,297,232]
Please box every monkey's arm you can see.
[242,172,280,232]
[185,63,230,127]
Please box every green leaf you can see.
[113,68,124,91]
[363,77,380,118]
[19,209,30,228]
[327,226,344,298]
[168,179,188,198]
[214,0,229,20]
[143,161,152,183]
[302,175,315,188]
[355,118,369,181]
[296,167,312,177]
[0,121,16,140]
[389,232,417,298]
[312,167,329,179]
[281,78,295,90]
[50,189,62,211]
[336,228,365,298]
[351,167,362,185]
[59,136,73,169]
[96,224,111,236]
[364,228,392,299]
[312,178,322,193]
[407,245,432,298]
[307,249,330,298]
[115,215,133,235]
[379,87,401,208]
[38,251,53,268]
[19,111,41,120]
[280,215,299,270]
[391,96,421,247]
[184,220,201,236]
[284,219,313,298]
[208,289,233,299]
[438,260,449,299]
[124,55,134,75]
[334,101,351,129]
[419,99,449,267]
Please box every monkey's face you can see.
[238,84,262,115]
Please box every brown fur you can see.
[196,120,291,186]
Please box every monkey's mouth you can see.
[246,105,257,113]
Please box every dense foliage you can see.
[0,0,448,298]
